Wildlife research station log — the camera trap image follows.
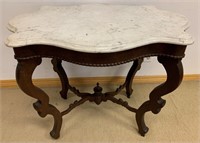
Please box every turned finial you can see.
[93,82,102,93]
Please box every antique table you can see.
[6,4,193,139]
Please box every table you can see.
[6,4,193,139]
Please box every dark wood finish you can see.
[16,58,62,139]
[14,43,186,66]
[51,58,69,99]
[13,43,186,139]
[135,56,183,136]
[125,59,143,98]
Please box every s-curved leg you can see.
[51,58,69,99]
[16,58,62,139]
[136,56,183,136]
[125,59,143,98]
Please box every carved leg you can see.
[16,58,62,139]
[51,58,69,99]
[136,56,183,136]
[125,59,143,98]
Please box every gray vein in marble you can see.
[6,4,194,53]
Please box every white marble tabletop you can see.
[6,4,194,53]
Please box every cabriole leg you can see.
[51,58,69,99]
[125,58,143,98]
[136,56,183,136]
[16,58,62,139]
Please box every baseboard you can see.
[0,74,199,88]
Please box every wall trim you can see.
[0,74,199,88]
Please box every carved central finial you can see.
[92,83,104,105]
[93,82,102,93]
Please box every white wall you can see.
[0,0,199,80]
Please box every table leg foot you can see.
[126,89,133,98]
[136,101,150,136]
[51,58,69,99]
[135,56,183,136]
[48,104,62,139]
[139,126,149,137]
[125,59,143,98]
[33,101,62,139]
[50,130,60,139]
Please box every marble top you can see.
[6,4,194,53]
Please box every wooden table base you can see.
[14,44,185,139]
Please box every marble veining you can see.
[6,4,194,53]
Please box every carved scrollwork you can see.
[16,58,63,139]
[135,56,183,136]
[150,98,166,114]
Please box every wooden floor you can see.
[0,81,200,142]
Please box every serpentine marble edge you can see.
[6,4,194,53]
